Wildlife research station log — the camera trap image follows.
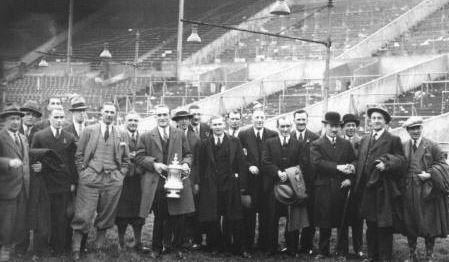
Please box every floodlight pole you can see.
[177,0,185,80]
[322,0,333,115]
[66,0,74,73]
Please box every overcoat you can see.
[402,137,449,237]
[185,128,201,187]
[311,136,356,228]
[136,126,193,217]
[353,131,405,230]
[198,134,248,222]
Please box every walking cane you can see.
[336,187,351,252]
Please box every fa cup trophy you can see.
[164,154,189,198]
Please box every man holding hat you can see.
[353,105,405,262]
[65,96,89,140]
[0,105,32,262]
[341,113,364,258]
[311,112,355,261]
[19,100,42,143]
[401,116,449,262]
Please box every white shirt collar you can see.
[7,130,20,140]
[279,135,290,144]
[73,120,85,134]
[326,135,336,143]
[128,130,137,138]
[372,128,385,139]
[412,136,423,148]
[157,126,170,137]
[100,122,112,136]
[229,128,239,137]
[254,127,264,138]
[50,126,61,137]
[214,133,225,143]
[295,129,306,139]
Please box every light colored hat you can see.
[402,116,423,128]
[69,96,88,111]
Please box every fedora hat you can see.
[367,105,391,124]
[0,104,25,118]
[402,116,423,129]
[321,111,342,125]
[68,96,88,111]
[172,110,193,121]
[341,113,360,126]
[20,100,42,117]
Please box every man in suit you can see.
[341,113,364,258]
[19,100,42,143]
[262,116,303,256]
[291,109,319,255]
[197,116,250,258]
[401,117,449,262]
[226,111,242,138]
[353,106,405,262]
[311,112,356,261]
[172,110,202,249]
[136,105,193,259]
[34,97,63,131]
[0,105,35,262]
[31,108,77,255]
[64,96,88,140]
[71,102,130,260]
[189,104,210,140]
[238,109,277,252]
[115,111,146,251]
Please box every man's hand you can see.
[249,165,260,175]
[418,171,431,180]
[341,179,351,188]
[31,161,42,173]
[181,163,191,174]
[278,170,287,182]
[9,158,23,168]
[346,164,355,174]
[154,162,167,174]
[375,160,386,171]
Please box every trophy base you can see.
[166,190,181,198]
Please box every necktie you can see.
[55,128,61,139]
[373,132,377,141]
[283,136,287,147]
[232,129,236,137]
[256,131,262,141]
[132,132,137,143]
[413,140,418,152]
[332,137,336,147]
[164,128,169,141]
[26,127,31,139]
[14,133,22,151]
[298,132,304,142]
[216,137,221,147]
[104,125,110,141]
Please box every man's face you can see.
[126,113,139,133]
[189,108,201,126]
[176,117,191,131]
[5,115,21,133]
[47,98,62,111]
[294,112,308,131]
[156,107,170,128]
[407,126,422,141]
[343,122,357,138]
[277,118,292,137]
[72,110,87,123]
[228,112,241,130]
[22,111,39,127]
[101,104,116,125]
[325,123,340,138]
[370,112,386,131]
[50,110,65,129]
[252,110,265,130]
[211,117,225,136]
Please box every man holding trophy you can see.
[136,105,193,259]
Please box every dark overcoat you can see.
[136,126,193,217]
[353,131,405,230]
[311,136,356,228]
[198,134,248,222]
[185,128,201,187]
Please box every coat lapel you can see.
[168,127,176,161]
[368,131,388,154]
[207,136,215,166]
[0,129,23,159]
[228,134,236,166]
[151,127,163,153]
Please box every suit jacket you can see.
[198,134,248,222]
[136,126,193,217]
[19,124,39,145]
[189,122,211,140]
[0,129,30,199]
[354,130,405,228]
[31,127,78,192]
[291,129,320,192]
[74,123,130,178]
[311,136,356,228]
[184,128,201,186]
[343,134,362,157]
[262,136,302,193]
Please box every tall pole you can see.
[134,29,140,100]
[322,0,333,115]
[67,0,74,73]
[176,0,185,80]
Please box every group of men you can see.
[0,95,448,262]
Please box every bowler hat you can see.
[68,96,88,111]
[341,113,360,126]
[321,111,342,125]
[402,116,423,129]
[20,100,42,117]
[367,105,391,124]
[172,110,193,121]
[0,104,25,118]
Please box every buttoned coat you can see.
[136,126,193,217]
[291,129,320,193]
[198,134,248,222]
[311,136,356,228]
[0,129,30,199]
[185,128,201,186]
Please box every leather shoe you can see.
[71,251,80,261]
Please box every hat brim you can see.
[367,108,391,123]
[342,119,360,126]
[322,120,343,125]
[404,123,423,129]
[172,114,193,121]
[0,111,25,118]
[20,107,42,117]
[68,106,88,112]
